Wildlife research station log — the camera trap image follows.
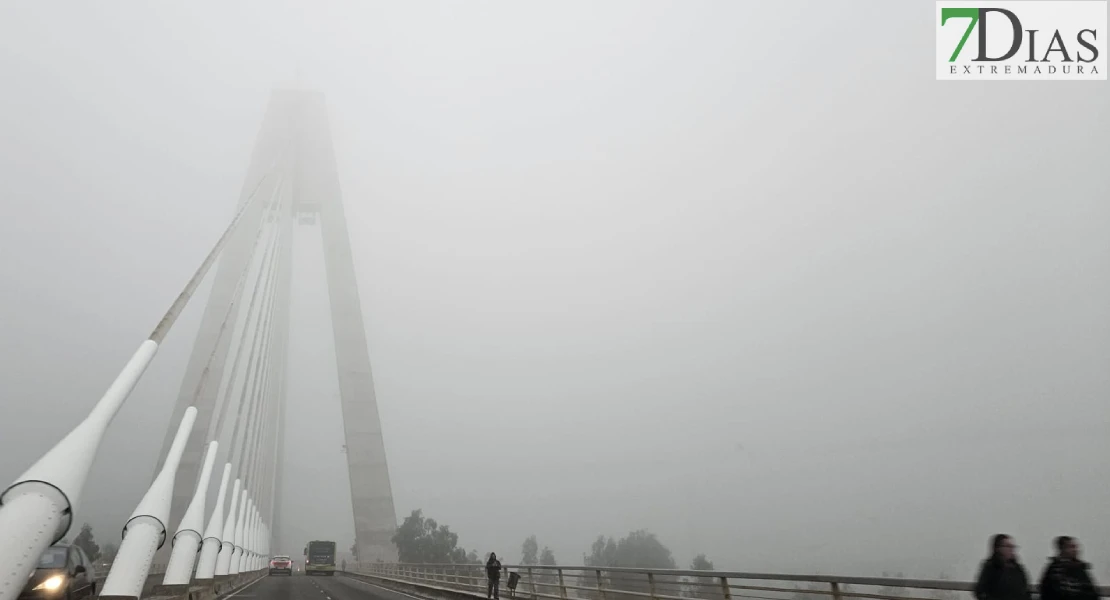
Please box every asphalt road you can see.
[231,574,426,600]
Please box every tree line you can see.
[389,509,706,570]
[387,508,722,598]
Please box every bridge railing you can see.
[92,563,166,582]
[350,563,1110,600]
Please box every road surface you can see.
[231,575,427,600]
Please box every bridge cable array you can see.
[0,149,290,600]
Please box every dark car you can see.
[269,556,293,575]
[19,544,96,600]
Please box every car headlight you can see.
[33,575,65,591]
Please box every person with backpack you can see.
[974,534,1033,600]
[1039,536,1099,600]
[486,552,502,600]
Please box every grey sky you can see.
[1,0,1108,581]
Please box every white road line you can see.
[339,576,433,600]
[225,577,267,599]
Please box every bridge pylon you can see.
[151,89,398,563]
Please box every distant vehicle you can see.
[304,541,336,576]
[269,555,293,576]
[19,544,96,600]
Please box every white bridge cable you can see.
[227,233,282,480]
[245,355,274,511]
[0,151,287,600]
[215,181,286,460]
[254,305,284,521]
[195,174,288,450]
[262,208,294,544]
[148,154,285,344]
[243,294,282,524]
[246,231,289,505]
[209,207,285,450]
[161,173,288,581]
[251,187,293,553]
[208,169,288,449]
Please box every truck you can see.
[304,540,337,576]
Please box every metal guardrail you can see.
[93,563,167,580]
[350,563,1110,600]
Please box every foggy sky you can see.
[1,0,1108,582]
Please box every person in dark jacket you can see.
[486,552,502,600]
[1039,536,1099,600]
[974,534,1033,600]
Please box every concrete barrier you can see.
[94,570,265,600]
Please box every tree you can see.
[614,530,676,569]
[583,531,677,600]
[585,536,619,567]
[100,543,119,563]
[522,535,539,565]
[534,546,559,589]
[685,555,716,599]
[391,509,469,564]
[351,541,359,563]
[73,523,100,562]
[691,554,714,570]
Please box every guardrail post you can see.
[596,570,608,600]
[831,583,842,600]
[719,576,731,600]
[648,572,658,600]
[558,568,568,599]
[529,567,538,600]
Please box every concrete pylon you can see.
[151,89,398,563]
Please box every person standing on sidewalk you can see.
[487,552,503,600]
[1039,537,1098,600]
[975,534,1032,600]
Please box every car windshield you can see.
[38,548,67,569]
[273,557,290,561]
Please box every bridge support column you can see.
[164,441,218,585]
[214,479,241,576]
[195,463,231,580]
[102,408,196,600]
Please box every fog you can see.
[1,0,1108,582]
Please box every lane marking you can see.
[338,576,435,600]
[224,576,267,599]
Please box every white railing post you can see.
[101,407,197,599]
[163,441,218,585]
[0,341,160,600]
[214,479,241,576]
[195,463,231,580]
